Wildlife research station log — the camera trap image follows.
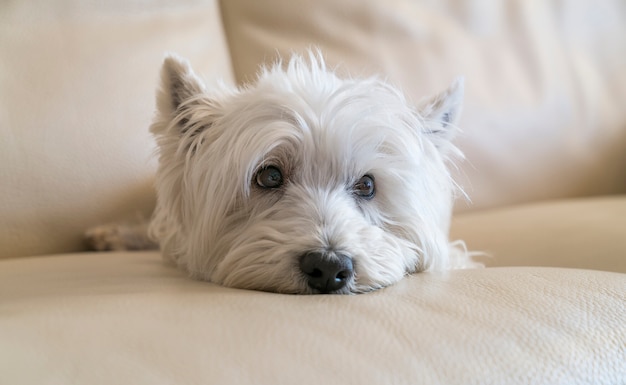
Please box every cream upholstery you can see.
[1,252,624,384]
[0,0,233,259]
[221,0,626,211]
[451,196,626,273]
[1,0,625,383]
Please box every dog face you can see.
[149,53,470,294]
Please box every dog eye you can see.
[353,175,375,199]
[256,166,283,189]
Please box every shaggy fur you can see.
[88,52,479,294]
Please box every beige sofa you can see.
[1,1,625,383]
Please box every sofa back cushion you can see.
[221,0,626,212]
[0,0,233,258]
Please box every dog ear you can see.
[156,54,208,134]
[418,77,464,152]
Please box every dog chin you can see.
[148,51,476,294]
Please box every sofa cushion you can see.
[0,0,233,258]
[451,196,626,273]
[1,251,624,384]
[220,0,626,212]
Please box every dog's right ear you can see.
[156,54,208,134]
[417,77,464,155]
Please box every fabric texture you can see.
[220,0,626,212]
[0,0,233,259]
[1,251,624,384]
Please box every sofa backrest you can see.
[221,0,626,212]
[0,0,234,258]
[2,0,625,258]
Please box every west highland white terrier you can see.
[87,52,479,294]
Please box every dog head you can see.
[149,52,469,294]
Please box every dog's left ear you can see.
[157,54,205,117]
[418,77,464,152]
[155,54,219,137]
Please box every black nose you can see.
[299,251,354,293]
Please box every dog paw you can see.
[85,222,159,251]
[84,224,128,251]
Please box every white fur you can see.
[148,52,479,294]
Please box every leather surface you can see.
[220,0,626,212]
[452,196,626,273]
[1,252,624,384]
[2,3,624,383]
[0,0,233,258]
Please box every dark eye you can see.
[256,166,283,189]
[353,175,375,199]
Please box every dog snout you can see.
[299,251,354,293]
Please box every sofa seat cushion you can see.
[1,251,623,384]
[452,195,626,273]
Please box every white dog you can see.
[87,52,478,294]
